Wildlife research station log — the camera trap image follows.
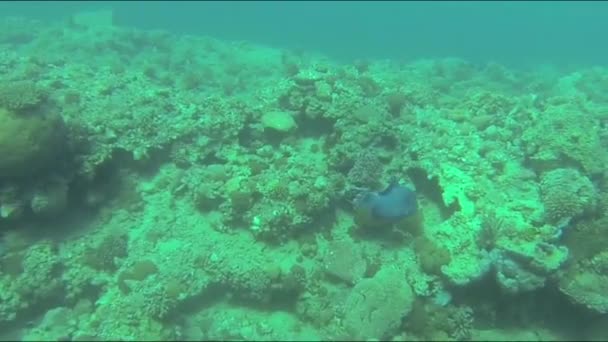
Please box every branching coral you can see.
[346,149,383,189]
[143,284,178,320]
[0,80,45,112]
[0,240,64,323]
[217,146,336,243]
[81,232,128,272]
[447,305,474,341]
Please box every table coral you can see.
[559,270,608,314]
[492,226,569,294]
[521,99,607,175]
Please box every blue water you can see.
[2,0,607,68]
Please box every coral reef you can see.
[0,80,46,112]
[320,239,367,285]
[539,167,598,224]
[1,11,607,342]
[341,266,415,340]
[521,96,608,175]
[346,149,384,189]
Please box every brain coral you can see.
[540,168,597,224]
[0,107,67,179]
[342,266,415,340]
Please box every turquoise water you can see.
[2,1,608,67]
[1,1,608,341]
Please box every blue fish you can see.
[354,178,418,226]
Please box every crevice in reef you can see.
[297,115,335,138]
[407,167,460,220]
[237,120,256,148]
[449,273,595,340]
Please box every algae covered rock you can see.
[0,107,66,179]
